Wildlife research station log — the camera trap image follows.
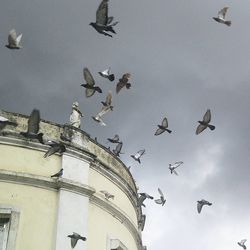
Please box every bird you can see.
[196,109,215,135]
[238,239,247,249]
[112,142,123,157]
[0,116,17,130]
[90,0,119,38]
[44,141,66,158]
[51,168,63,178]
[154,117,172,135]
[67,232,86,248]
[154,188,166,206]
[131,149,145,164]
[213,7,231,26]
[107,134,120,143]
[101,91,113,110]
[92,105,112,126]
[98,68,115,81]
[81,68,102,97]
[20,109,44,144]
[169,161,183,175]
[5,29,23,49]
[116,73,131,94]
[197,199,212,213]
[100,190,114,200]
[138,193,154,207]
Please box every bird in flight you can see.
[113,142,123,157]
[154,117,172,135]
[238,239,247,249]
[51,168,63,178]
[169,161,183,175]
[5,29,23,49]
[101,91,113,110]
[92,104,112,126]
[90,0,119,38]
[67,232,86,248]
[196,109,215,135]
[100,190,115,200]
[213,7,231,26]
[116,73,131,94]
[131,149,145,164]
[138,193,154,207]
[107,134,120,143]
[0,115,17,130]
[98,68,115,81]
[44,141,66,158]
[154,188,166,206]
[81,68,102,97]
[197,199,212,213]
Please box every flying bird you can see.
[238,239,247,249]
[113,142,123,157]
[107,134,120,143]
[20,109,44,144]
[196,109,215,135]
[44,142,66,158]
[213,7,231,26]
[101,91,113,110]
[51,168,63,178]
[131,149,145,164]
[100,190,114,200]
[154,117,172,135]
[138,193,154,207]
[169,161,183,176]
[154,188,166,206]
[5,29,23,49]
[67,232,86,248]
[98,68,115,81]
[0,116,17,130]
[116,73,131,94]
[92,105,112,126]
[197,199,212,213]
[90,0,119,37]
[81,68,102,97]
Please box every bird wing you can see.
[27,109,40,133]
[116,81,125,94]
[44,144,60,158]
[138,149,145,157]
[154,127,165,136]
[158,188,164,199]
[138,195,146,205]
[105,91,112,106]
[107,16,114,24]
[100,190,108,195]
[154,199,162,204]
[241,239,247,244]
[174,161,183,168]
[197,202,203,213]
[173,169,178,176]
[96,0,108,25]
[0,116,9,122]
[113,134,119,141]
[162,117,168,128]
[16,33,22,46]
[97,106,111,118]
[101,68,110,76]
[203,109,211,123]
[122,73,131,82]
[83,68,95,87]
[218,7,229,19]
[115,142,123,153]
[196,124,206,135]
[8,29,17,46]
[71,237,78,248]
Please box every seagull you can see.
[51,168,63,178]
[0,116,17,130]
[169,161,183,175]
[98,68,115,81]
[213,7,231,26]
[238,239,247,249]
[101,91,113,110]
[100,190,114,200]
[154,117,172,135]
[81,68,102,97]
[92,105,112,126]
[67,232,86,248]
[131,149,145,164]
[20,109,44,144]
[5,29,23,49]
[113,142,123,157]
[154,188,166,206]
[44,141,66,158]
[196,109,215,135]
[138,193,154,207]
[197,199,212,213]
[107,134,120,143]
[116,73,131,94]
[90,0,119,38]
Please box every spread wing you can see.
[97,106,111,118]
[197,202,203,213]
[116,81,125,94]
[16,34,22,45]
[196,124,206,135]
[158,188,164,199]
[71,238,78,248]
[138,149,145,157]
[113,134,119,141]
[27,109,40,133]
[162,117,168,128]
[8,29,17,46]
[203,109,211,123]
[122,73,131,82]
[114,142,122,154]
[154,127,165,136]
[105,91,112,106]
[96,0,108,25]
[83,68,95,86]
[240,239,247,244]
[154,199,162,204]
[218,7,229,19]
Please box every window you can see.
[0,215,10,250]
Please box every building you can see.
[0,110,146,250]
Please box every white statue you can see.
[70,102,83,128]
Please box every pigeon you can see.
[20,109,44,144]
[44,142,66,158]
[0,116,17,130]
[154,188,166,206]
[169,161,183,176]
[138,193,154,207]
[196,109,215,135]
[101,91,113,110]
[197,199,212,213]
[131,149,145,164]
[98,68,115,81]
[100,190,114,200]
[5,29,23,49]
[213,7,231,27]
[238,239,247,249]
[51,168,63,178]
[107,134,120,143]
[92,105,112,126]
[113,142,123,157]
[67,232,86,248]
[81,68,102,97]
[90,0,119,38]
[154,117,172,135]
[116,73,131,94]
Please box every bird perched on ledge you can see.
[44,141,66,158]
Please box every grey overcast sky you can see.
[1,0,250,249]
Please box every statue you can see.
[70,102,83,128]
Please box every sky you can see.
[1,0,250,249]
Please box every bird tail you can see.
[107,26,116,34]
[166,129,172,133]
[225,21,231,26]
[80,236,87,241]
[208,125,215,131]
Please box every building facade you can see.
[0,110,145,250]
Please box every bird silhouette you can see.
[98,68,115,81]
[197,199,212,213]
[101,91,113,110]
[154,117,172,135]
[107,134,120,143]
[131,149,145,164]
[44,142,66,158]
[5,29,23,49]
[213,7,231,26]
[112,142,123,157]
[116,73,131,94]
[238,239,247,249]
[154,188,166,206]
[138,193,154,207]
[196,109,215,135]
[67,232,86,248]
[51,168,63,178]
[169,161,183,175]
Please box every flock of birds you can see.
[0,0,248,249]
